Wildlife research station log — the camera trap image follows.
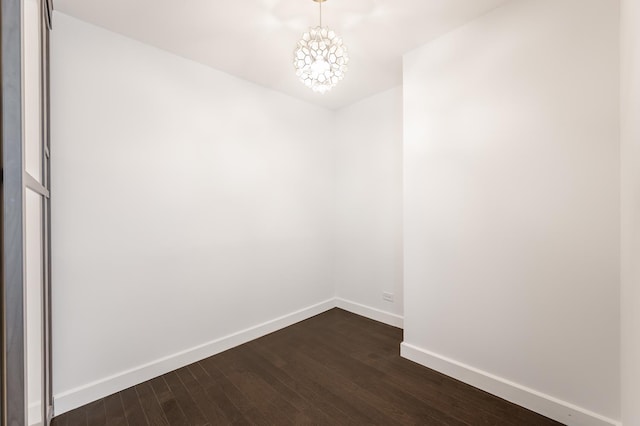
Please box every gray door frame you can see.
[2,0,27,425]
[42,0,53,423]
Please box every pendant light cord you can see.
[319,0,322,27]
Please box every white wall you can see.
[620,0,640,424]
[402,0,620,424]
[51,13,336,413]
[51,1,627,422]
[334,87,404,326]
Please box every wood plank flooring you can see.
[52,308,563,425]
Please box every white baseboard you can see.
[53,298,335,416]
[53,300,618,426]
[28,401,43,426]
[400,342,621,426]
[335,297,403,328]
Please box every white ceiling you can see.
[53,0,511,110]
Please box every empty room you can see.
[1,0,639,425]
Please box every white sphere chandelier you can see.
[293,0,349,94]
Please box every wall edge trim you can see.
[335,297,403,328]
[400,342,621,426]
[53,298,336,416]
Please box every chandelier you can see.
[293,0,349,94]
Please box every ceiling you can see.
[53,0,511,110]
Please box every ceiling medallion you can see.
[293,0,349,94]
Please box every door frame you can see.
[2,0,53,424]
[2,0,27,424]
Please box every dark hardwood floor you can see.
[52,308,563,425]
